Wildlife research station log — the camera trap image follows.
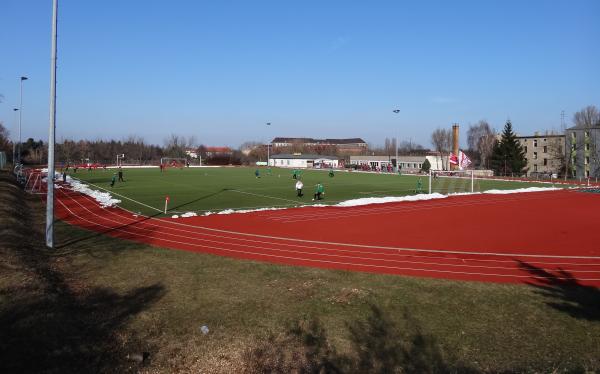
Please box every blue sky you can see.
[1,0,599,148]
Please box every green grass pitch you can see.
[70,166,555,216]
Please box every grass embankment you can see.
[72,166,556,216]
[1,170,599,372]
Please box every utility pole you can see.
[18,77,28,163]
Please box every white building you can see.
[269,154,339,168]
[349,155,446,172]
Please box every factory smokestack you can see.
[452,124,459,170]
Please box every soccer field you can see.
[70,166,556,216]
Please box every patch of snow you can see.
[171,214,180,219]
[483,187,560,194]
[180,212,198,218]
[335,193,448,207]
[65,176,121,208]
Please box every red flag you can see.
[449,153,458,165]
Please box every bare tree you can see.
[163,134,187,158]
[430,128,452,170]
[467,120,496,169]
[571,105,600,178]
[573,105,600,128]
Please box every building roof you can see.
[349,155,428,162]
[566,125,600,130]
[515,134,565,139]
[205,146,232,152]
[270,153,338,160]
[271,137,366,145]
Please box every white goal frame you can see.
[160,157,188,166]
[428,169,474,194]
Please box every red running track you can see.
[54,187,600,287]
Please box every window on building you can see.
[287,160,290,165]
[533,139,538,147]
[585,157,590,165]
[585,143,590,151]
[543,146,547,153]
[533,152,538,160]
[543,158,547,166]
[534,164,538,171]
[585,131,590,137]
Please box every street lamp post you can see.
[12,108,19,163]
[18,76,28,164]
[266,122,271,166]
[393,109,400,173]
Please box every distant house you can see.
[205,146,233,157]
[271,137,367,155]
[269,154,340,168]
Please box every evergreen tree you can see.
[420,158,431,173]
[490,120,527,176]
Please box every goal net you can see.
[428,169,478,194]
[160,157,188,168]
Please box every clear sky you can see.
[1,0,599,149]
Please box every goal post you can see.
[429,169,475,194]
[160,157,188,167]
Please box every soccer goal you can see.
[160,157,188,168]
[428,169,477,194]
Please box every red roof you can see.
[205,146,232,152]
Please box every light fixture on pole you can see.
[46,0,58,248]
[18,76,28,164]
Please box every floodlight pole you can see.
[46,0,58,249]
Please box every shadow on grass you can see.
[0,172,166,373]
[243,304,476,373]
[517,260,600,321]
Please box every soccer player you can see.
[416,177,423,193]
[312,182,325,201]
[255,169,260,178]
[329,169,334,178]
[110,173,117,188]
[118,167,124,182]
[292,169,297,179]
[295,179,304,197]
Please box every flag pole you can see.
[46,0,58,248]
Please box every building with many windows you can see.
[565,126,600,178]
[271,137,367,155]
[516,133,565,177]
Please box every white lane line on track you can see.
[57,193,600,273]
[61,191,600,267]
[59,191,600,268]
[61,190,599,280]
[266,192,564,222]
[56,187,600,260]
[55,195,600,281]
[58,188,600,261]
